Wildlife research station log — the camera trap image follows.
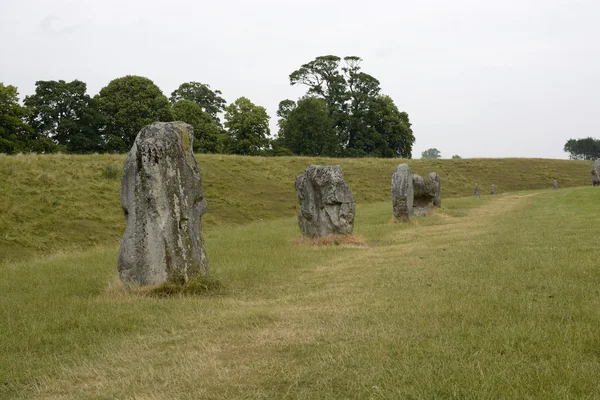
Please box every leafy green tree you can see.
[421,148,441,159]
[452,154,462,159]
[96,75,173,152]
[224,97,270,155]
[564,138,600,160]
[288,55,415,158]
[171,100,222,153]
[0,83,35,154]
[23,80,104,153]
[368,96,414,158]
[170,82,226,127]
[276,97,338,156]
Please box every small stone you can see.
[592,160,600,187]
[118,122,209,286]
[490,184,497,195]
[412,173,437,216]
[474,183,480,198]
[295,165,356,237]
[552,179,559,190]
[391,164,414,221]
[429,172,441,208]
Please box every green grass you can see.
[1,188,600,399]
[0,153,593,263]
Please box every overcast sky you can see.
[1,0,599,158]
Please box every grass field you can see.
[1,187,599,399]
[0,154,593,263]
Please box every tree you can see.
[421,148,441,159]
[368,96,414,158]
[564,138,600,160]
[276,97,338,156]
[23,80,104,153]
[0,83,36,154]
[170,82,226,127]
[171,100,222,153]
[224,97,270,155]
[288,55,415,158]
[96,75,173,152]
[452,155,462,159]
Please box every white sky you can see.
[1,0,599,158]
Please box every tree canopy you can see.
[96,75,173,152]
[564,138,600,160]
[1,57,418,157]
[170,82,227,127]
[171,100,222,153]
[286,55,414,158]
[275,97,338,156]
[224,97,270,155]
[0,83,37,154]
[421,148,441,159]
[24,80,104,153]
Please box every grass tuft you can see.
[147,274,224,298]
[101,164,120,180]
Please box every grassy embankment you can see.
[0,154,593,263]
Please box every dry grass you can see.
[292,234,368,248]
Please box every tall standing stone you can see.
[490,184,497,195]
[429,172,441,207]
[474,183,480,198]
[295,165,356,237]
[552,180,559,190]
[391,164,414,221]
[412,173,437,216]
[118,122,209,286]
[592,160,600,187]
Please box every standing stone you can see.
[429,172,441,208]
[490,184,497,195]
[474,184,480,198]
[118,122,209,286]
[391,164,414,221]
[552,180,559,190]
[412,173,437,216]
[592,160,600,187]
[295,165,355,237]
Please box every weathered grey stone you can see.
[295,165,355,237]
[592,160,600,186]
[412,174,437,216]
[429,172,441,207]
[552,179,559,190]
[118,122,209,286]
[474,183,480,198]
[391,164,414,221]
[490,184,497,195]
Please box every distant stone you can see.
[118,122,209,286]
[391,164,414,221]
[592,160,600,187]
[490,184,497,195]
[412,173,437,216]
[295,165,356,237]
[552,179,559,190]
[429,172,441,208]
[474,183,480,198]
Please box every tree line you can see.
[1,55,415,158]
[564,138,600,160]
